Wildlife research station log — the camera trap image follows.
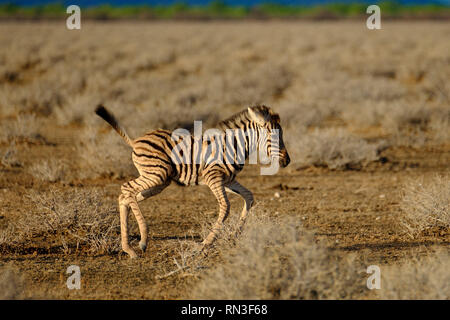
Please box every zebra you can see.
[95,104,290,258]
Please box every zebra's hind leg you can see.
[202,174,230,248]
[225,180,254,228]
[119,194,137,259]
[135,181,171,252]
[119,176,169,258]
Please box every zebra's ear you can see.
[272,113,280,124]
[247,107,267,125]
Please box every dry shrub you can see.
[155,238,203,280]
[0,114,43,143]
[192,212,365,299]
[5,188,120,254]
[381,102,450,147]
[401,175,450,238]
[224,63,292,107]
[54,94,94,126]
[383,102,431,148]
[29,158,68,183]
[133,102,218,134]
[76,126,136,179]
[340,101,391,127]
[0,141,22,168]
[278,101,332,130]
[389,102,432,130]
[0,266,24,300]
[378,250,450,299]
[429,109,450,145]
[0,227,13,246]
[289,128,381,169]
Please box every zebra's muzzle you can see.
[280,152,290,168]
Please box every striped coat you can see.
[95,105,290,258]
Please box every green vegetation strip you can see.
[1,1,450,19]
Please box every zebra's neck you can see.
[219,121,261,165]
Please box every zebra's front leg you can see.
[202,176,230,247]
[226,180,254,227]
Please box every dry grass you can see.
[289,128,381,169]
[2,188,120,254]
[429,109,450,145]
[0,141,21,168]
[76,126,136,179]
[28,158,68,183]
[377,249,450,299]
[401,174,450,238]
[192,211,366,299]
[0,114,44,143]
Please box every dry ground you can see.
[0,21,449,299]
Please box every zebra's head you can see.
[247,106,290,168]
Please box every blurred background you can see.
[0,0,449,19]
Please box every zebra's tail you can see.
[95,104,134,147]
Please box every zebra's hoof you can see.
[128,251,138,259]
[139,242,147,252]
[123,246,138,259]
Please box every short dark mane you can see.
[218,105,273,129]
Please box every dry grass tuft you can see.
[29,158,68,183]
[384,103,450,147]
[76,126,136,179]
[429,109,450,145]
[192,211,366,299]
[289,128,381,169]
[0,141,22,168]
[378,249,450,299]
[401,175,450,238]
[0,114,44,143]
[3,188,120,254]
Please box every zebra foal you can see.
[95,104,290,258]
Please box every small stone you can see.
[274,192,281,198]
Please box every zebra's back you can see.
[131,128,242,187]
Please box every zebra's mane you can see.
[217,105,276,130]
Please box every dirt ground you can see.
[0,21,449,299]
